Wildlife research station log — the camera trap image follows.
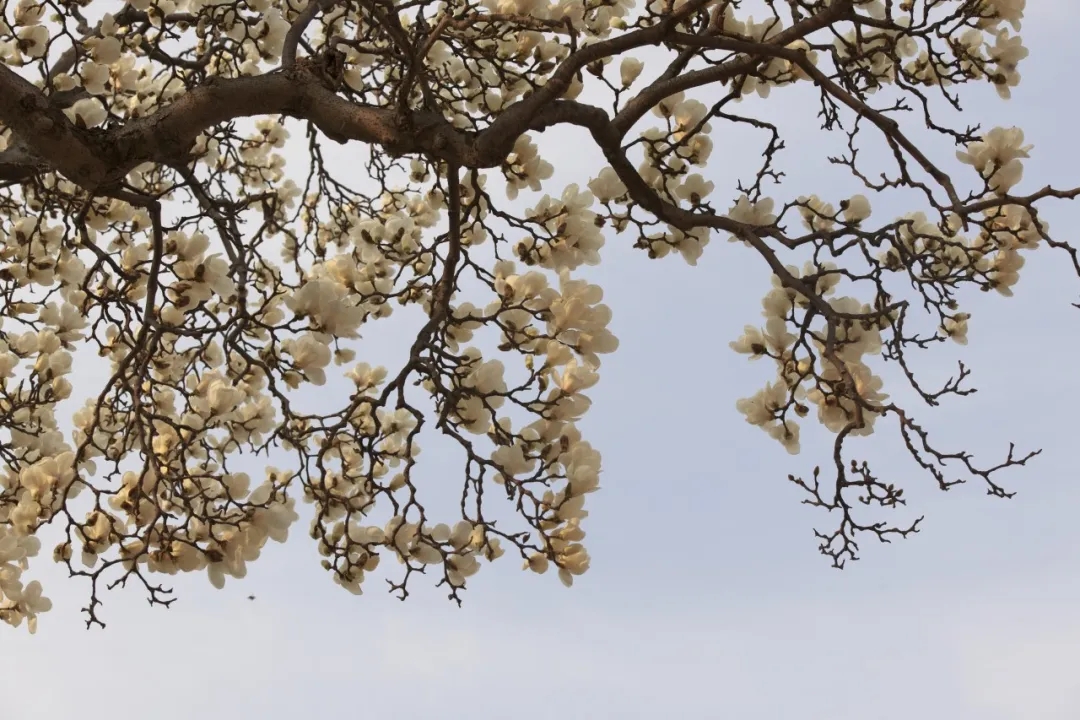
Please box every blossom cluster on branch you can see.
[0,0,1074,631]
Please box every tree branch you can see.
[282,0,345,68]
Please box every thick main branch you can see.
[0,62,490,188]
[0,0,726,189]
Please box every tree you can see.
[0,0,1067,631]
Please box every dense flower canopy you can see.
[0,0,1074,631]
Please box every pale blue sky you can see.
[4,3,1080,719]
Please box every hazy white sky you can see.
[4,3,1080,719]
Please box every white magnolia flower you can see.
[286,277,365,338]
[284,334,332,385]
[63,97,106,127]
[88,35,122,64]
[728,195,777,227]
[675,174,714,205]
[17,25,49,58]
[977,0,1025,31]
[620,57,643,87]
[843,194,872,223]
[956,126,1032,194]
[80,62,111,95]
[587,167,627,202]
[20,581,52,634]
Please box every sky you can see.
[3,2,1080,719]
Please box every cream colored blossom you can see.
[286,278,365,338]
[620,57,644,87]
[728,195,777,228]
[956,127,1032,194]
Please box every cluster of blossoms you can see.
[694,1,1038,459]
[0,122,620,626]
[831,0,1027,98]
[730,257,889,454]
[0,528,51,633]
[516,184,606,270]
[728,127,1043,453]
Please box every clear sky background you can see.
[3,2,1080,719]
